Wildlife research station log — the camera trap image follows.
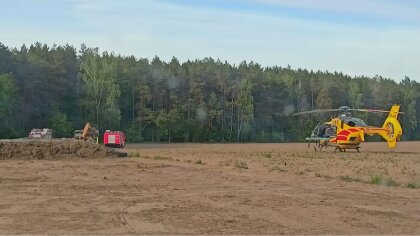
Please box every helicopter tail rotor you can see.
[378,105,403,148]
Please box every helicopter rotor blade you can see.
[292,109,341,116]
[348,109,405,114]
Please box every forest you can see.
[0,42,419,142]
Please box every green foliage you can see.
[340,175,362,182]
[348,81,364,108]
[128,151,141,157]
[384,178,400,187]
[234,160,248,169]
[407,181,417,189]
[369,175,383,185]
[0,42,420,142]
[0,73,17,121]
[124,122,142,143]
[0,73,20,138]
[316,87,333,110]
[237,73,254,141]
[79,47,121,131]
[153,155,172,161]
[49,109,72,138]
[270,165,287,172]
[262,152,273,158]
[400,77,417,139]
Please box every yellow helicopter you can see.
[293,105,403,152]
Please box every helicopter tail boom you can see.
[360,105,402,148]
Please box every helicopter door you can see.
[318,124,326,137]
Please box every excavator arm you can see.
[74,122,99,143]
[81,122,92,140]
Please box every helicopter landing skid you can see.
[308,140,329,152]
[334,146,361,153]
[307,139,361,153]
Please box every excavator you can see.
[73,123,99,143]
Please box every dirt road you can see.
[0,142,419,234]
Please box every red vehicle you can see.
[103,130,126,148]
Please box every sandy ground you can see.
[0,141,419,234]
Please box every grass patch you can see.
[314,172,334,179]
[383,178,400,187]
[234,160,248,169]
[303,152,316,159]
[195,160,203,164]
[262,152,273,159]
[369,175,383,185]
[295,170,304,175]
[270,165,287,172]
[407,181,417,189]
[302,151,328,159]
[368,175,400,187]
[340,175,362,182]
[323,174,334,179]
[221,160,231,166]
[129,153,173,161]
[128,151,141,157]
[153,155,172,161]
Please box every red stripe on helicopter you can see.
[348,128,359,132]
[338,130,350,136]
[336,136,348,141]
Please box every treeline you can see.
[0,42,419,142]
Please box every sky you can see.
[1,0,419,81]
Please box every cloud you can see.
[1,0,419,81]
[247,0,420,23]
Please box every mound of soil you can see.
[0,140,126,159]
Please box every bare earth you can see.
[1,141,420,234]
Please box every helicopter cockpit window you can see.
[312,123,321,137]
[344,118,367,127]
[316,123,335,138]
[328,126,336,137]
[347,121,356,127]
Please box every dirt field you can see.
[0,141,419,234]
